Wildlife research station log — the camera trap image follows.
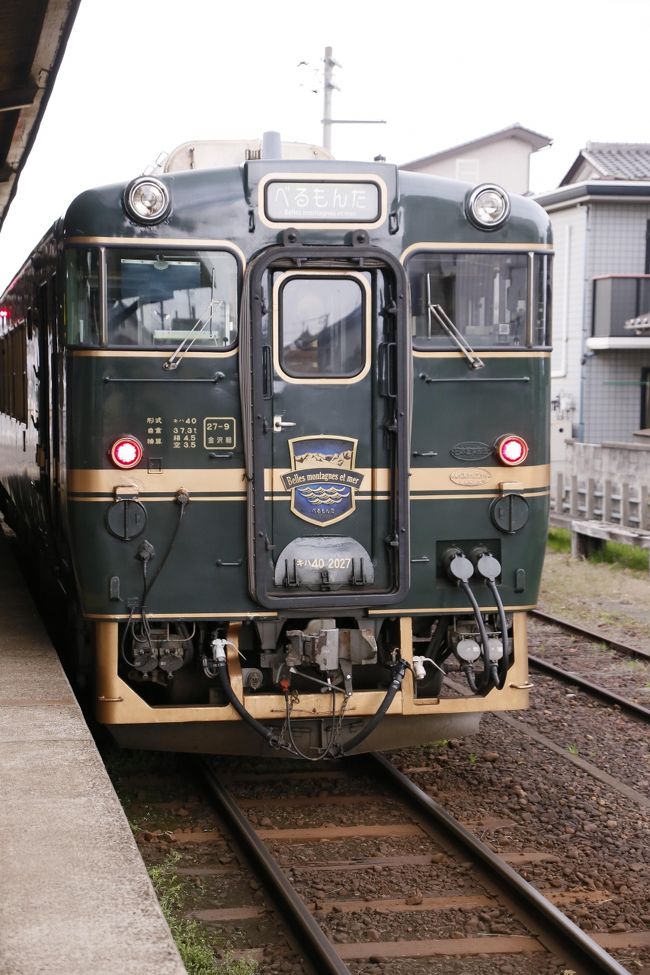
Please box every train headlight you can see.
[495,434,528,466]
[123,177,171,224]
[110,436,144,469]
[466,184,510,230]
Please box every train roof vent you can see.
[163,139,334,172]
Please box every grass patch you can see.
[547,527,571,553]
[547,527,648,572]
[588,539,649,572]
[102,748,258,975]
[624,658,646,671]
[149,853,257,975]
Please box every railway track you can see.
[530,609,650,663]
[110,608,650,972]
[528,610,650,722]
[195,754,633,974]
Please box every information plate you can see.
[265,180,381,223]
[204,417,236,450]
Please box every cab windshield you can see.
[407,251,550,349]
[106,249,238,348]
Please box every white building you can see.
[401,123,552,195]
[535,144,650,460]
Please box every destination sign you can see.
[265,180,381,223]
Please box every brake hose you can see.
[445,552,495,694]
[457,578,496,694]
[475,553,510,691]
[485,578,510,689]
[207,639,279,748]
[336,659,408,756]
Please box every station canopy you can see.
[0,0,80,232]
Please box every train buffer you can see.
[570,518,650,570]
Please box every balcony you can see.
[592,274,650,340]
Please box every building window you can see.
[641,367,650,429]
[456,158,480,182]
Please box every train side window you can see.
[0,337,6,415]
[65,249,100,345]
[407,251,550,350]
[0,323,27,423]
[105,249,238,349]
[534,253,552,347]
[13,324,27,424]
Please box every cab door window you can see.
[276,272,370,381]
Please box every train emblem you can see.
[281,436,365,527]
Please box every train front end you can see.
[61,151,551,755]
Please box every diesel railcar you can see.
[0,137,552,756]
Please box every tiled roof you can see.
[561,143,650,185]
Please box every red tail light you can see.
[110,436,143,469]
[495,434,528,466]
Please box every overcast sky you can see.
[1,0,648,290]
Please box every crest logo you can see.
[281,436,364,527]
[449,468,492,487]
[450,441,492,462]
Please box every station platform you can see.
[0,526,186,975]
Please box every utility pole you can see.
[322,47,339,154]
[321,46,386,155]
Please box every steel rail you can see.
[530,609,650,662]
[368,752,632,975]
[528,653,650,722]
[196,758,351,975]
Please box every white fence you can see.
[551,440,650,531]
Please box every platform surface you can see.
[0,528,186,975]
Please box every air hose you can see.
[474,553,510,691]
[205,640,407,757]
[140,489,190,610]
[335,659,409,756]
[457,578,497,693]
[485,578,510,688]
[445,551,495,694]
[205,639,279,748]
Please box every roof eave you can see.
[0,0,81,233]
[535,180,650,210]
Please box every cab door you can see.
[244,243,410,609]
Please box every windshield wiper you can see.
[163,298,222,370]
[163,266,223,371]
[428,303,485,371]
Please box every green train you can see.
[0,136,552,756]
